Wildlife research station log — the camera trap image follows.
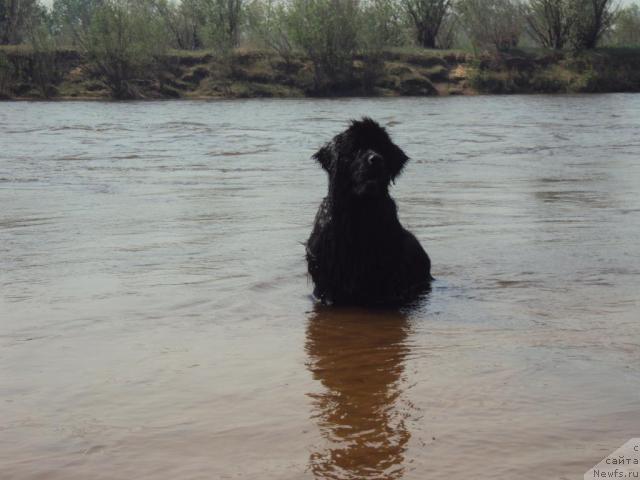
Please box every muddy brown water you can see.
[1,96,640,479]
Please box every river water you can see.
[1,96,639,479]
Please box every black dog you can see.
[306,118,432,306]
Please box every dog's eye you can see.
[366,152,383,167]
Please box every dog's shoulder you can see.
[312,197,332,229]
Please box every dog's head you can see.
[313,118,409,197]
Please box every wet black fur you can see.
[306,118,432,306]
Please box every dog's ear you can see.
[388,145,409,180]
[312,144,334,172]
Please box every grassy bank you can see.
[1,46,640,100]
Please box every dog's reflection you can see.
[306,306,413,479]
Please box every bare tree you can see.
[525,0,573,49]
[403,0,451,48]
[570,0,617,50]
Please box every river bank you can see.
[1,46,639,100]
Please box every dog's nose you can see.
[367,152,383,167]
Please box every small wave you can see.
[0,177,39,183]
[620,208,640,215]
[54,154,92,161]
[111,154,142,160]
[208,148,272,157]
[51,125,94,132]
[4,127,48,134]
[538,177,585,183]
[158,121,210,128]
[493,279,540,289]
[0,217,56,229]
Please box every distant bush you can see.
[288,0,360,92]
[360,0,407,50]
[81,0,169,99]
[0,50,13,96]
[154,0,205,50]
[247,0,294,66]
[609,4,640,46]
[458,0,525,51]
[29,26,62,97]
[197,0,244,53]
[50,0,103,45]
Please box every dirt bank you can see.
[1,46,639,100]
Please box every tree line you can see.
[1,0,639,97]
[2,0,639,50]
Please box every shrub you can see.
[458,0,525,51]
[82,0,168,99]
[0,51,13,96]
[608,4,640,46]
[247,0,295,67]
[288,0,360,92]
[29,26,62,97]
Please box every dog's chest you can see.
[329,215,400,273]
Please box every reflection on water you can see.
[306,307,414,479]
